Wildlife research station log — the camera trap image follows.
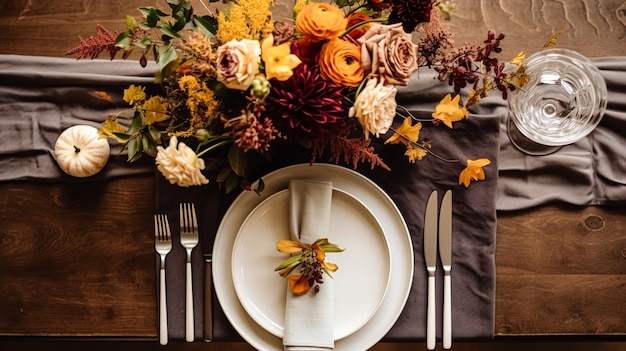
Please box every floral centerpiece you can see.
[67,0,529,192]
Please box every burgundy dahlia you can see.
[264,64,345,143]
[389,0,433,33]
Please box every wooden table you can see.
[1,0,625,341]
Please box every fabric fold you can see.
[283,180,334,350]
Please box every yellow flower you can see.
[123,84,146,105]
[261,34,302,81]
[385,116,422,146]
[459,158,491,187]
[405,145,427,163]
[275,238,343,296]
[432,94,468,128]
[143,96,169,125]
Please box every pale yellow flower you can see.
[261,34,301,81]
[156,136,209,187]
[349,78,397,139]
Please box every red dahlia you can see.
[264,64,345,142]
[389,0,433,33]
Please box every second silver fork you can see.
[180,202,199,342]
[154,214,172,346]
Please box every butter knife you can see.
[439,190,453,349]
[423,190,438,350]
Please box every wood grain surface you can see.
[0,0,625,340]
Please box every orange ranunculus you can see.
[318,38,364,87]
[295,37,324,66]
[346,12,372,40]
[295,3,347,42]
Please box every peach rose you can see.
[318,38,364,87]
[358,23,418,86]
[295,3,347,42]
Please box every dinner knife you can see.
[439,190,453,349]
[202,184,220,342]
[423,190,438,350]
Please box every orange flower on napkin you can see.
[432,93,468,128]
[459,158,491,187]
[275,238,343,296]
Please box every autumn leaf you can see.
[94,91,113,103]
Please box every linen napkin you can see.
[283,179,335,350]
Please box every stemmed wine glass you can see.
[507,48,607,155]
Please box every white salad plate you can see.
[213,163,414,351]
[231,187,391,340]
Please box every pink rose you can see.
[358,23,418,86]
[216,39,261,90]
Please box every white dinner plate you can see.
[213,163,414,351]
[231,188,391,340]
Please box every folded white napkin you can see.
[283,179,334,350]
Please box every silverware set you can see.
[154,203,199,345]
[424,190,453,350]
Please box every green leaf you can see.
[319,243,345,253]
[193,15,217,37]
[216,167,232,183]
[135,36,153,49]
[157,43,178,70]
[253,178,265,196]
[158,23,182,39]
[138,6,168,17]
[227,144,247,177]
[126,15,138,32]
[147,125,162,143]
[143,7,160,28]
[224,172,239,193]
[127,114,145,135]
[127,136,143,162]
[112,132,131,142]
[274,255,302,271]
[141,134,158,157]
[115,32,133,50]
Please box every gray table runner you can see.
[2,54,625,344]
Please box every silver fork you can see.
[154,214,172,346]
[180,202,199,342]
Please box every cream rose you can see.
[216,39,261,90]
[358,23,418,86]
[349,78,397,139]
[156,136,209,187]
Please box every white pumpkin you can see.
[54,125,110,178]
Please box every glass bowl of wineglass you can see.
[507,48,607,155]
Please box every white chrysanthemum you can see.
[155,136,209,187]
[349,78,397,139]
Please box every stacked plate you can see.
[213,163,414,350]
